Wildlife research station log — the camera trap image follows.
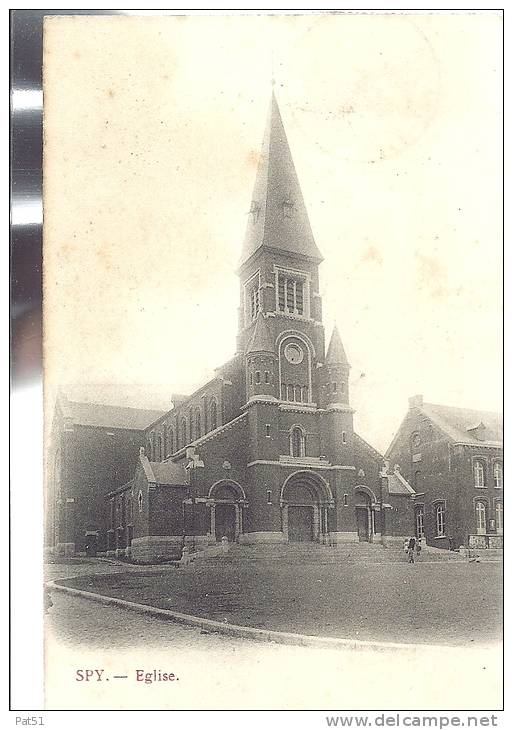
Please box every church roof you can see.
[239,91,323,267]
[246,312,275,354]
[326,325,350,366]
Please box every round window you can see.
[284,342,304,364]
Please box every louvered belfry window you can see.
[278,275,304,315]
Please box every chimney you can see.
[409,394,423,409]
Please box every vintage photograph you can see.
[40,12,502,711]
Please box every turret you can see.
[320,325,350,408]
[245,312,277,402]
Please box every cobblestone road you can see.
[45,562,502,711]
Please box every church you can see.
[50,92,417,561]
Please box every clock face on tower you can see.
[284,342,304,364]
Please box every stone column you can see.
[281,505,288,541]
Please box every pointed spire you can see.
[246,312,275,355]
[326,325,350,366]
[240,91,323,267]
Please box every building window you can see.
[264,371,270,384]
[210,398,218,431]
[277,274,305,315]
[168,428,174,455]
[158,434,164,461]
[290,426,306,457]
[127,498,133,523]
[195,408,202,439]
[163,426,168,458]
[493,462,503,489]
[301,386,309,403]
[495,501,503,533]
[435,503,446,537]
[294,385,301,402]
[342,431,347,444]
[249,373,253,386]
[415,505,425,539]
[474,460,486,487]
[340,382,345,394]
[148,433,154,460]
[343,494,348,507]
[266,490,272,505]
[180,418,187,448]
[332,382,337,393]
[411,432,421,448]
[138,491,143,513]
[265,424,271,437]
[475,500,487,535]
[250,285,260,321]
[255,371,261,385]
[287,384,294,402]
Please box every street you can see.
[45,586,502,710]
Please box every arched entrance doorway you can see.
[207,480,247,542]
[280,471,334,543]
[354,486,378,542]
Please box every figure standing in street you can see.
[407,536,416,563]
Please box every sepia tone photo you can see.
[41,12,502,711]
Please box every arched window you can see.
[158,434,164,461]
[474,460,485,487]
[475,500,487,534]
[290,426,306,458]
[163,425,168,458]
[495,501,503,533]
[493,462,503,489]
[189,408,194,442]
[415,505,425,539]
[435,503,446,537]
[148,432,155,460]
[138,491,143,513]
[168,427,174,455]
[195,408,202,439]
[210,398,218,431]
[264,371,270,384]
[294,385,301,402]
[287,384,294,402]
[180,417,187,448]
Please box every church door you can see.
[288,506,314,542]
[215,503,236,542]
[356,507,370,542]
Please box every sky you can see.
[43,12,503,452]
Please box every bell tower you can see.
[236,91,326,405]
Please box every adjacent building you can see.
[386,395,503,550]
[48,396,165,555]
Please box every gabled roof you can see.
[239,91,323,267]
[246,312,275,354]
[148,460,188,486]
[387,467,415,496]
[421,403,503,446]
[386,399,503,457]
[60,399,166,431]
[326,325,350,366]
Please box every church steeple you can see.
[239,91,323,268]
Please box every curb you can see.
[47,579,472,653]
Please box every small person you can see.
[407,536,416,563]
